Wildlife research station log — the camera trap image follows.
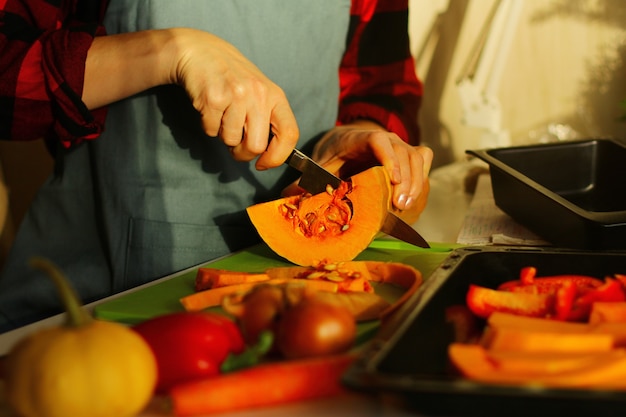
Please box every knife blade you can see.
[286,148,342,194]
[285,148,430,248]
[380,211,430,248]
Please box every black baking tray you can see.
[342,246,626,417]
[467,138,626,250]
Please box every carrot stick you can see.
[180,279,339,312]
[486,327,615,353]
[487,312,590,333]
[195,268,269,291]
[449,343,626,388]
[168,354,355,416]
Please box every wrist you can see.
[84,29,178,109]
[161,28,192,86]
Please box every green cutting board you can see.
[93,240,458,325]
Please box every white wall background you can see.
[409,0,626,168]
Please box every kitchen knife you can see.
[286,148,342,195]
[381,211,430,248]
[285,149,430,248]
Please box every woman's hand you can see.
[170,29,298,169]
[298,120,433,214]
[84,28,298,169]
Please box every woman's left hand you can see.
[285,120,433,215]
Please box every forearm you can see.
[83,29,178,110]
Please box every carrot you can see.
[195,267,269,291]
[487,311,590,333]
[180,279,339,312]
[168,354,355,416]
[487,311,626,348]
[449,343,626,388]
[485,327,615,353]
[593,322,626,347]
[486,350,618,374]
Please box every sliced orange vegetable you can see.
[168,354,355,416]
[487,312,626,348]
[195,268,270,291]
[589,302,626,324]
[486,350,621,375]
[363,261,423,318]
[593,323,626,347]
[484,327,614,353]
[449,343,626,388]
[307,291,391,321]
[180,279,339,312]
[498,274,603,294]
[466,284,554,319]
[265,262,373,293]
[487,312,590,333]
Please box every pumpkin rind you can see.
[247,167,391,266]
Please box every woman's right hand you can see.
[169,29,298,169]
[84,28,298,169]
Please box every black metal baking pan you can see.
[342,246,626,417]
[466,138,626,250]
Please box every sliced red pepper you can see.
[563,278,626,322]
[554,280,576,321]
[466,284,554,319]
[498,275,604,294]
[577,278,626,304]
[613,274,626,289]
[519,266,537,285]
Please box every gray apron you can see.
[0,0,350,330]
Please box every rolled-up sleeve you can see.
[339,0,423,145]
[0,0,108,147]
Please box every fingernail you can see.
[397,194,413,210]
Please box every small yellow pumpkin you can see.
[5,258,157,417]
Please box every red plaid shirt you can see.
[0,0,422,147]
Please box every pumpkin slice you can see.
[247,166,391,266]
[180,279,339,312]
[364,261,423,318]
[265,261,374,293]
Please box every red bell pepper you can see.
[466,284,554,319]
[471,268,626,322]
[566,278,626,321]
[498,274,603,294]
[554,280,576,321]
[614,274,626,288]
[519,266,536,285]
[577,278,626,304]
[133,312,270,393]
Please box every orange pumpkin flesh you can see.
[247,167,390,266]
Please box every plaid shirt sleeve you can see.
[339,0,423,145]
[0,0,108,147]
